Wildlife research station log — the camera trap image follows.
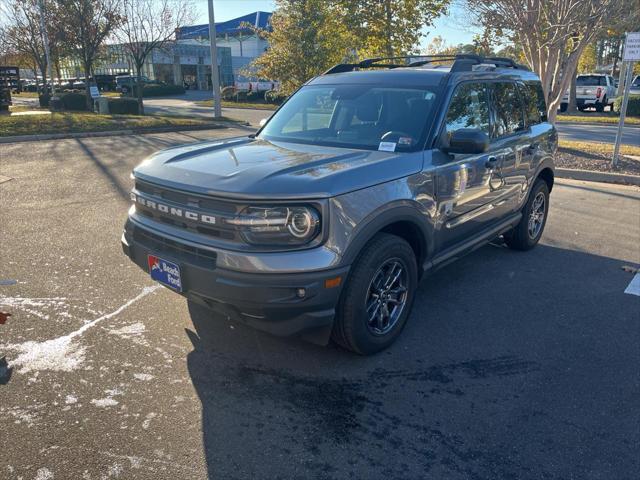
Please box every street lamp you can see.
[207,0,222,118]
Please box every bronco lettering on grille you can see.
[131,193,216,225]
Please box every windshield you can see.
[258,84,439,151]
[576,75,607,86]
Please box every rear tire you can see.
[595,99,605,113]
[332,233,418,355]
[504,179,550,251]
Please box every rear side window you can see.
[491,82,525,137]
[444,82,490,138]
[520,81,547,125]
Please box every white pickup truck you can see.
[561,74,617,112]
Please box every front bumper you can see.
[121,220,349,343]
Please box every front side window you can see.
[443,82,490,138]
[491,82,525,137]
[259,84,439,151]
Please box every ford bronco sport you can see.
[122,54,556,355]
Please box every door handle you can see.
[485,156,498,169]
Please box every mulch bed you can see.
[556,147,640,176]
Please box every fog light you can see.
[296,288,306,298]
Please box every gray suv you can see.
[122,55,556,355]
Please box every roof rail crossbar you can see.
[323,54,529,75]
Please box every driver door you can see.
[434,82,506,252]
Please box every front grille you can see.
[135,180,238,214]
[134,179,242,243]
[132,226,217,269]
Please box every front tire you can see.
[504,179,550,251]
[332,233,418,355]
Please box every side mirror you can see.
[259,118,268,127]
[446,129,489,154]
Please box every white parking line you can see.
[624,273,640,297]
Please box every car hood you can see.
[133,136,423,199]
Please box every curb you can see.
[557,121,640,128]
[0,122,251,144]
[556,168,640,186]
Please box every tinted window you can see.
[259,85,438,151]
[491,82,525,137]
[521,81,547,125]
[632,76,640,87]
[444,82,490,138]
[576,75,606,86]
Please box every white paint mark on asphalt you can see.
[65,395,78,405]
[34,467,54,480]
[91,398,119,408]
[142,412,157,430]
[2,286,159,374]
[108,322,148,346]
[624,273,640,296]
[133,373,154,381]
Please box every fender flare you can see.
[341,203,434,268]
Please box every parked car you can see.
[122,54,556,354]
[116,75,150,94]
[561,73,617,112]
[630,75,640,96]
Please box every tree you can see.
[343,0,450,58]
[55,0,123,109]
[0,0,50,92]
[247,0,357,96]
[466,0,629,123]
[114,0,195,114]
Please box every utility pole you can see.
[207,0,222,118]
[37,0,55,96]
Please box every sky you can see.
[193,0,481,49]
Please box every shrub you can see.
[246,90,260,102]
[59,92,88,111]
[39,93,50,107]
[264,89,287,104]
[107,97,140,115]
[234,90,249,102]
[221,86,237,100]
[141,84,185,97]
[613,94,640,117]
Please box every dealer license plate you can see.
[147,255,182,292]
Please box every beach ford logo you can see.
[131,193,216,225]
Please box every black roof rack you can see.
[323,54,529,75]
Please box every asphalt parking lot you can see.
[1,129,639,480]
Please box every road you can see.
[145,94,640,146]
[11,92,640,145]
[1,129,639,479]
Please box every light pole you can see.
[38,0,55,96]
[207,0,222,118]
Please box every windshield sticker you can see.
[398,137,413,146]
[378,142,396,152]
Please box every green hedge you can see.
[264,89,287,104]
[107,97,140,114]
[221,86,237,100]
[59,92,88,111]
[613,94,640,116]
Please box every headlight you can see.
[226,206,321,246]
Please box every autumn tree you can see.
[466,0,630,123]
[248,0,356,95]
[0,0,51,91]
[114,0,195,114]
[54,0,123,109]
[342,0,450,58]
